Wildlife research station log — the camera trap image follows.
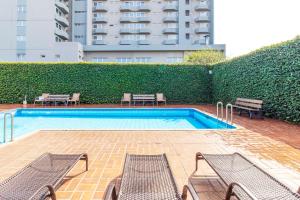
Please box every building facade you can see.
[0,0,224,63]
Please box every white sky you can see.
[214,0,300,57]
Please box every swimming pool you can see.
[0,108,235,143]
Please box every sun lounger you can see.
[34,93,49,105]
[68,93,80,105]
[104,154,199,200]
[0,153,88,200]
[189,152,300,200]
[121,93,131,106]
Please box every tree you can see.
[184,50,225,65]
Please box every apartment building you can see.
[0,0,224,63]
[0,0,83,62]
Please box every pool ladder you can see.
[3,113,14,143]
[217,102,233,125]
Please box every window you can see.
[123,23,146,29]
[185,0,190,5]
[185,10,190,16]
[123,1,144,7]
[92,57,107,62]
[16,36,26,41]
[166,57,183,63]
[75,23,86,26]
[185,22,190,28]
[93,24,104,29]
[93,35,104,40]
[199,23,209,28]
[75,35,84,39]
[186,33,190,39]
[135,57,151,63]
[16,20,25,26]
[17,5,26,13]
[123,12,145,17]
[55,54,61,61]
[167,23,177,28]
[94,13,104,17]
[17,53,25,61]
[167,34,178,40]
[166,12,177,17]
[116,58,133,63]
[199,11,208,17]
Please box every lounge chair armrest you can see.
[29,184,56,200]
[195,152,204,171]
[103,182,118,200]
[182,184,200,200]
[225,182,258,200]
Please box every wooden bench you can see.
[233,98,263,119]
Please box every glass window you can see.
[17,53,25,61]
[16,20,25,26]
[16,36,26,41]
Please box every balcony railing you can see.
[93,17,107,23]
[120,5,150,12]
[195,16,210,22]
[120,17,150,23]
[163,16,178,22]
[93,28,107,34]
[55,28,69,40]
[119,40,136,45]
[55,0,69,14]
[138,40,150,45]
[195,27,209,34]
[120,28,151,34]
[163,28,178,34]
[55,15,69,27]
[93,5,107,12]
[195,4,209,11]
[93,40,106,45]
[163,39,178,45]
[162,4,178,11]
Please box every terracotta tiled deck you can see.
[0,104,299,200]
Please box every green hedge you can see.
[0,63,211,104]
[212,39,300,123]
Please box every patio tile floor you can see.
[0,104,299,199]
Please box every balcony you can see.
[55,0,69,14]
[93,5,107,12]
[138,40,150,45]
[93,17,107,23]
[194,4,209,11]
[195,27,209,34]
[195,16,210,22]
[163,28,178,34]
[120,28,151,34]
[163,16,178,22]
[55,15,69,27]
[55,28,69,40]
[120,17,150,23]
[93,40,106,45]
[162,4,178,11]
[119,40,136,45]
[93,28,107,34]
[163,39,178,45]
[120,5,150,12]
[194,39,206,45]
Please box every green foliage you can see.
[212,39,300,123]
[185,50,225,65]
[0,63,211,104]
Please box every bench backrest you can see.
[235,98,263,109]
[133,94,155,100]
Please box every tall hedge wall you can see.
[212,39,300,123]
[0,63,211,104]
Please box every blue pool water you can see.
[0,108,235,143]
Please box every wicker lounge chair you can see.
[0,153,88,200]
[104,154,199,200]
[34,93,49,105]
[121,93,131,106]
[156,93,167,106]
[68,93,80,105]
[189,152,300,200]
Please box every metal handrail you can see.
[217,101,223,120]
[3,113,14,143]
[226,103,233,124]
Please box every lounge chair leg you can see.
[297,186,300,194]
[80,153,89,171]
[46,185,56,200]
[181,185,188,200]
